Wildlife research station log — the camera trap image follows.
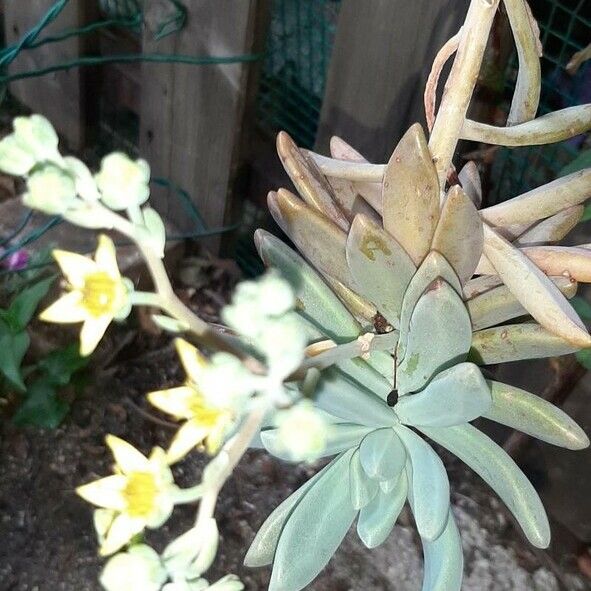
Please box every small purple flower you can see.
[1,249,30,271]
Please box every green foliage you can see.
[0,276,89,427]
[560,151,591,222]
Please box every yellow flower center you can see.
[123,472,158,518]
[82,271,119,317]
[188,396,226,427]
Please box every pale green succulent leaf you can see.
[269,450,356,591]
[431,185,483,284]
[359,428,406,481]
[470,323,579,365]
[382,124,440,265]
[337,357,393,400]
[420,424,550,548]
[395,425,449,541]
[357,472,407,548]
[484,380,589,450]
[421,509,463,591]
[397,279,472,395]
[349,448,380,510]
[458,161,482,207]
[346,213,416,327]
[395,362,491,427]
[514,205,583,247]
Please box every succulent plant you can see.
[243,1,591,588]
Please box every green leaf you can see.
[576,347,591,370]
[359,428,406,481]
[349,449,379,510]
[37,343,89,387]
[12,379,69,428]
[269,450,356,591]
[571,296,591,320]
[0,330,30,391]
[8,276,55,329]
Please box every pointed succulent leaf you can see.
[397,279,472,395]
[337,358,393,401]
[254,230,361,341]
[244,461,333,567]
[359,428,406,481]
[458,161,482,207]
[482,224,591,346]
[349,448,380,510]
[514,205,583,247]
[420,424,550,548]
[395,362,491,427]
[346,214,416,326]
[261,423,372,462]
[431,185,483,284]
[467,276,577,331]
[395,425,449,541]
[480,168,591,226]
[382,124,440,265]
[515,246,591,283]
[357,473,407,548]
[484,380,589,450]
[321,274,378,323]
[314,368,397,427]
[470,323,579,364]
[463,274,503,299]
[267,189,355,290]
[269,450,356,591]
[421,510,463,591]
[366,351,396,385]
[276,132,349,230]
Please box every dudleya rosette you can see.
[244,124,590,591]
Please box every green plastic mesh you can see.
[256,0,341,149]
[490,0,590,203]
[99,0,143,19]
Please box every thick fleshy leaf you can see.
[431,185,483,284]
[359,428,406,481]
[269,450,356,591]
[244,461,333,567]
[421,510,463,591]
[484,380,589,450]
[480,168,591,226]
[357,473,407,548]
[398,252,462,361]
[276,132,349,230]
[346,214,416,326]
[382,124,440,265]
[261,423,372,462]
[337,358,393,401]
[397,279,472,394]
[349,448,379,510]
[467,276,577,330]
[420,424,551,548]
[395,425,449,541]
[395,362,491,427]
[482,224,590,346]
[458,161,482,207]
[516,246,591,283]
[366,350,395,385]
[254,230,361,341]
[463,274,503,299]
[514,205,583,247]
[314,368,397,427]
[470,323,579,364]
[267,189,354,289]
[321,274,378,323]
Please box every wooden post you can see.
[316,0,470,162]
[4,1,96,151]
[139,0,260,253]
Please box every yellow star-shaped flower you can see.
[76,435,179,556]
[148,339,235,464]
[40,235,131,356]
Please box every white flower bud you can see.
[207,574,244,591]
[13,114,60,163]
[0,135,36,176]
[95,152,150,210]
[65,156,100,201]
[258,314,307,377]
[23,164,78,214]
[100,545,167,591]
[275,401,327,461]
[256,272,295,316]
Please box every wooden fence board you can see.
[316,0,470,162]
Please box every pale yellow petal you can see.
[147,386,200,420]
[53,249,98,288]
[145,493,174,528]
[95,234,121,279]
[80,315,112,356]
[174,338,207,382]
[76,474,127,510]
[205,421,229,455]
[99,513,146,556]
[147,446,175,484]
[106,435,150,474]
[39,291,88,324]
[166,420,211,464]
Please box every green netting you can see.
[256,0,341,148]
[490,0,590,203]
[99,0,143,19]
